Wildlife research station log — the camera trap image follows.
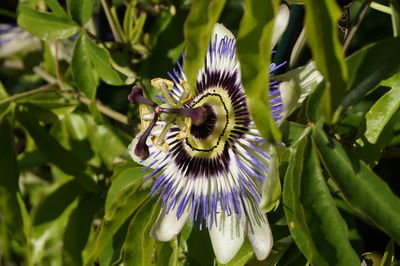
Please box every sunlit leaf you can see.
[71,33,98,99]
[237,0,281,142]
[84,36,124,86]
[18,5,79,40]
[45,0,70,18]
[303,0,348,122]
[364,74,400,144]
[67,0,93,25]
[183,0,227,95]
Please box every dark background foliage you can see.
[0,0,400,265]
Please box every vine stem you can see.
[79,96,128,125]
[0,83,58,106]
[343,0,372,52]
[100,0,123,42]
[390,0,400,36]
[33,67,129,125]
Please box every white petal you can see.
[0,25,40,57]
[127,123,168,169]
[278,61,323,118]
[209,212,245,264]
[212,23,235,39]
[204,23,239,75]
[247,216,273,261]
[150,204,191,242]
[271,4,290,48]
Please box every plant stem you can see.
[370,1,392,14]
[0,84,58,106]
[33,67,129,125]
[79,96,129,125]
[343,0,371,52]
[390,0,400,36]
[100,0,123,42]
[53,40,64,89]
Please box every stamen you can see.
[157,106,206,126]
[135,113,159,160]
[151,78,175,105]
[128,86,157,108]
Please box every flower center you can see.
[190,104,216,139]
[182,87,237,159]
[128,85,209,159]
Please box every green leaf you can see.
[183,0,227,95]
[16,193,33,265]
[71,33,98,99]
[364,78,400,144]
[130,12,146,43]
[380,239,395,266]
[83,169,149,265]
[260,236,294,266]
[283,132,359,265]
[218,241,253,266]
[98,218,131,266]
[0,82,10,117]
[65,113,88,140]
[313,124,400,243]
[18,5,80,40]
[0,116,24,245]
[354,114,397,167]
[31,195,77,264]
[123,0,137,40]
[72,32,124,99]
[105,166,148,211]
[237,0,281,142]
[187,227,215,265]
[67,0,93,25]
[122,198,160,266]
[260,144,281,212]
[16,108,99,193]
[33,180,81,226]
[341,37,400,109]
[45,0,70,18]
[64,193,100,265]
[306,81,325,122]
[83,34,124,86]
[84,114,127,169]
[281,121,309,147]
[123,0,146,43]
[0,116,19,193]
[303,0,348,122]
